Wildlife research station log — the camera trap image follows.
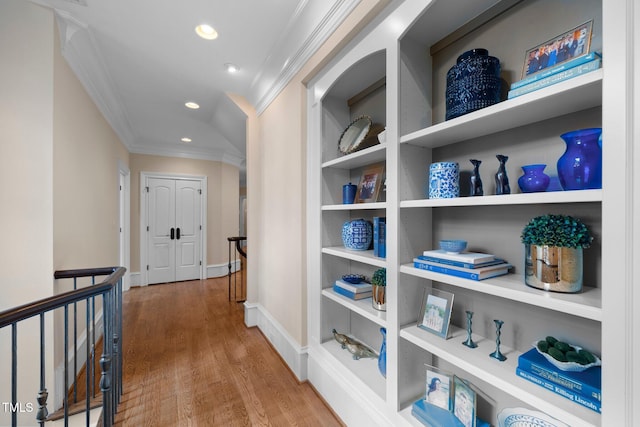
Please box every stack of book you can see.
[414,250,511,281]
[332,279,372,300]
[508,51,602,99]
[373,216,386,258]
[516,347,601,413]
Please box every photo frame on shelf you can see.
[355,164,384,203]
[425,365,452,411]
[453,376,477,427]
[418,288,454,339]
[521,19,593,78]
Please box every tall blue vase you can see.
[557,128,602,190]
[378,327,386,378]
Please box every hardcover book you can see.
[511,51,601,89]
[421,249,495,265]
[373,217,386,258]
[332,284,372,300]
[334,279,372,294]
[413,259,511,281]
[508,59,601,99]
[517,347,601,402]
[417,255,505,270]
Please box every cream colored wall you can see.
[129,154,239,273]
[247,0,389,345]
[0,1,55,423]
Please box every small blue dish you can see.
[342,274,366,284]
[439,240,467,254]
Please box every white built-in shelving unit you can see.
[306,0,636,426]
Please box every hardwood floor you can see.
[114,276,343,426]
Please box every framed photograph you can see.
[522,20,593,78]
[453,376,476,427]
[425,365,452,411]
[355,164,384,203]
[418,288,454,339]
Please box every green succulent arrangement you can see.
[371,268,386,286]
[521,214,593,248]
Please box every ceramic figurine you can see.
[345,342,377,360]
[495,154,511,195]
[470,159,483,196]
[332,329,354,349]
[489,319,507,361]
[462,311,477,348]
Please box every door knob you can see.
[170,228,175,240]
[176,228,181,240]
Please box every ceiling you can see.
[31,0,361,183]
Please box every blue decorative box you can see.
[411,399,490,427]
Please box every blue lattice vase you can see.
[557,128,602,190]
[341,219,373,251]
[428,162,459,199]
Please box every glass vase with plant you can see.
[371,268,386,311]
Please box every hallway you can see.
[114,276,343,426]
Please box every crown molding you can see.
[129,143,244,168]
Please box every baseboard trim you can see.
[243,302,308,382]
[129,260,240,287]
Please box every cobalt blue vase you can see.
[378,327,386,378]
[518,164,550,193]
[557,128,602,190]
[341,219,372,251]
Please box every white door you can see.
[147,178,201,284]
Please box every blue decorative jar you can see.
[378,327,386,378]
[341,219,372,251]
[557,128,602,190]
[428,162,459,199]
[518,164,550,193]
[446,48,501,121]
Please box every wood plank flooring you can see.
[114,276,343,427]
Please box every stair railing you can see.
[0,266,125,427]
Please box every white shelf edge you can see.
[320,339,387,401]
[399,325,600,427]
[322,288,388,326]
[400,189,602,208]
[400,265,602,321]
[323,247,388,267]
[400,69,603,148]
[322,144,386,169]
[322,202,387,211]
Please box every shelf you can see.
[322,202,387,211]
[400,69,603,148]
[400,265,602,322]
[323,246,387,268]
[322,144,386,169]
[400,325,600,427]
[322,288,387,327]
[400,189,602,208]
[321,339,386,401]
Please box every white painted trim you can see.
[243,303,308,381]
[129,272,142,287]
[207,260,240,278]
[118,161,131,292]
[139,172,207,286]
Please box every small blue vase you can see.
[342,182,357,204]
[518,164,550,193]
[341,219,372,251]
[557,128,602,190]
[378,327,386,378]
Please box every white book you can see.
[334,279,372,294]
[422,249,495,265]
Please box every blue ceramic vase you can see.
[342,182,357,204]
[378,327,386,378]
[518,164,550,193]
[557,128,602,190]
[428,162,459,199]
[341,219,372,251]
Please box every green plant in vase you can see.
[521,214,593,293]
[371,268,386,311]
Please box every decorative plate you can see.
[533,340,601,372]
[497,407,569,427]
[342,274,366,284]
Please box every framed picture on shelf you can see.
[522,20,593,78]
[425,365,452,411]
[453,376,477,427]
[355,164,384,203]
[418,288,454,339]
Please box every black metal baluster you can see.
[36,313,48,426]
[85,296,91,427]
[72,277,78,405]
[100,291,112,427]
[63,305,69,427]
[11,322,17,427]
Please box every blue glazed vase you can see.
[446,48,501,120]
[428,162,459,199]
[557,128,602,190]
[342,182,357,204]
[378,327,386,378]
[518,164,550,193]
[341,219,372,251]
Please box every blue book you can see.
[332,284,371,300]
[417,255,505,269]
[518,347,601,402]
[373,217,386,258]
[334,279,372,294]
[516,368,601,413]
[411,399,490,427]
[413,259,511,281]
[508,59,601,99]
[511,51,601,89]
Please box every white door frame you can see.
[140,172,208,286]
[118,161,131,291]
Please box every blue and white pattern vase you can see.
[378,327,387,378]
[446,48,501,121]
[428,162,459,199]
[341,219,373,251]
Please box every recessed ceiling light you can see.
[225,63,239,74]
[195,24,218,40]
[181,137,192,143]
[185,102,200,109]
